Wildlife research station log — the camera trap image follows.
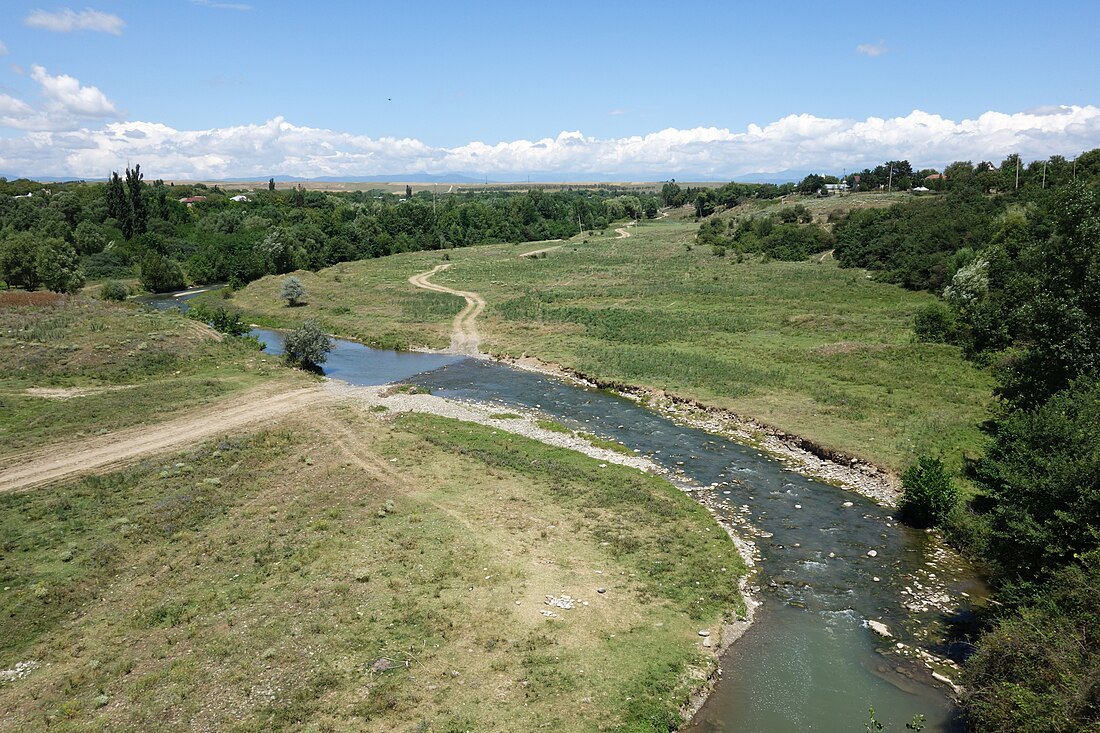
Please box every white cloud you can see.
[0,41,9,56]
[24,8,125,35]
[857,41,888,57]
[2,107,1100,179]
[0,66,120,131]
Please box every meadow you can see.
[0,293,305,459]
[0,298,743,732]
[230,207,993,475]
[0,406,741,732]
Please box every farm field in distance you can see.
[231,206,994,476]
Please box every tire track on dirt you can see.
[0,385,327,493]
[408,264,485,355]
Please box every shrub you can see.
[898,456,958,528]
[186,301,249,336]
[913,301,956,342]
[283,319,332,369]
[99,281,129,301]
[280,275,306,306]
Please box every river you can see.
[143,289,978,731]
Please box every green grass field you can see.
[0,293,307,459]
[1,297,744,732]
[0,405,742,732]
[231,211,993,474]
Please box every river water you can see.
[143,289,977,731]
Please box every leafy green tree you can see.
[124,164,148,240]
[280,275,306,306]
[282,319,332,369]
[976,378,1100,579]
[898,456,958,528]
[797,174,826,195]
[138,251,186,293]
[106,171,128,223]
[73,220,108,255]
[0,231,44,290]
[36,238,85,293]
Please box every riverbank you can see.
[322,376,761,726]
[499,353,902,506]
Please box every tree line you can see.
[0,171,661,293]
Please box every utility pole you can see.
[1042,160,1047,189]
[1015,155,1020,190]
[1073,157,1077,180]
[887,164,893,193]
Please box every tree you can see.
[73,220,108,255]
[797,174,826,195]
[976,378,1100,579]
[282,319,332,369]
[138,251,187,293]
[0,231,44,290]
[280,275,306,306]
[898,456,958,528]
[125,164,148,239]
[36,239,85,293]
[106,171,128,223]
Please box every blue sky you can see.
[2,1,1100,179]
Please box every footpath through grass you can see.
[0,293,306,459]
[0,404,742,732]
[233,215,993,474]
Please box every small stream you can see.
[143,289,979,731]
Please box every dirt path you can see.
[408,263,485,355]
[519,243,563,258]
[0,385,326,493]
[818,248,835,263]
[615,224,632,239]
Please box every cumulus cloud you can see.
[0,66,119,131]
[857,41,888,57]
[2,107,1100,179]
[25,8,125,35]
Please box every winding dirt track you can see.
[615,224,633,238]
[0,385,326,493]
[408,264,485,355]
[519,243,563,258]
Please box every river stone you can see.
[867,620,893,638]
[867,550,878,557]
[702,636,713,648]
[698,630,710,637]
[596,587,606,594]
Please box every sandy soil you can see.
[0,385,326,493]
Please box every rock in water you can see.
[867,620,893,638]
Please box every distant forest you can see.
[0,172,661,293]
